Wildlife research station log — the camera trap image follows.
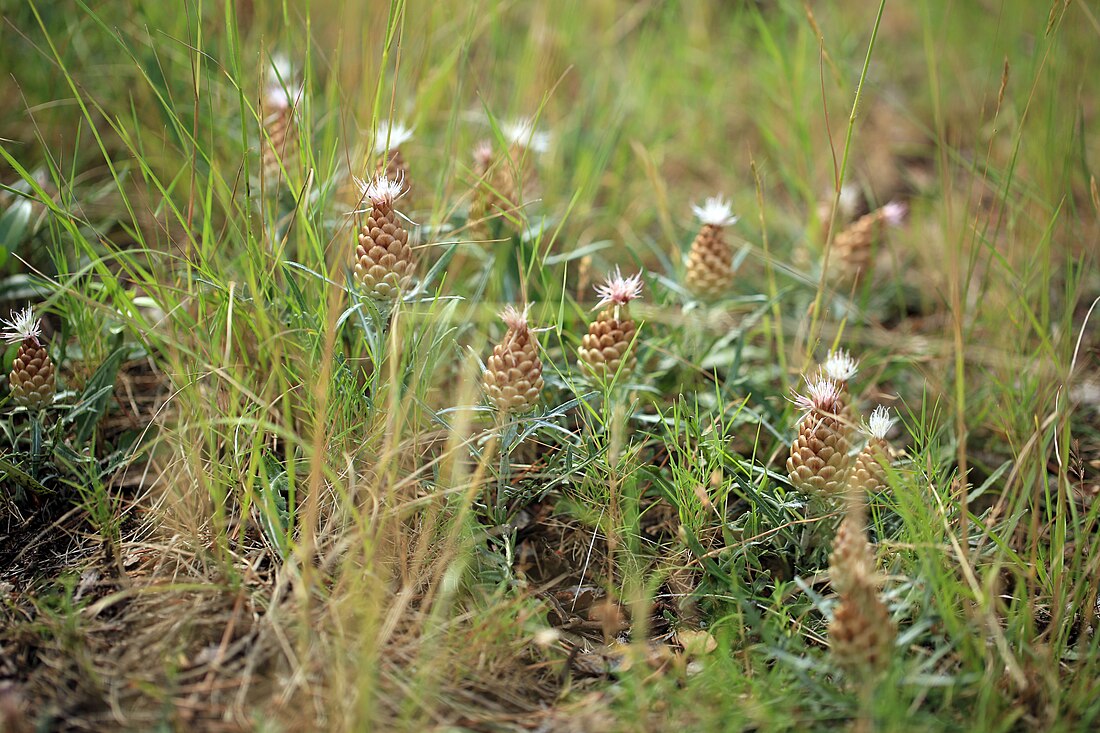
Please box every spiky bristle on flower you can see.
[824,349,859,383]
[502,118,550,154]
[882,200,907,227]
[594,268,644,309]
[1,308,42,344]
[865,405,894,440]
[375,121,415,152]
[500,304,531,332]
[791,376,843,418]
[355,174,406,209]
[691,196,739,227]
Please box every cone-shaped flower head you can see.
[832,199,907,280]
[3,308,54,410]
[579,269,644,380]
[852,405,894,495]
[786,376,851,497]
[260,54,303,184]
[827,507,895,675]
[828,512,873,596]
[483,305,544,413]
[374,120,415,195]
[822,348,860,431]
[353,174,416,300]
[471,119,548,226]
[685,196,739,299]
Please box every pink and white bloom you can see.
[791,376,843,421]
[594,268,644,310]
[881,200,907,227]
[1,307,42,345]
[500,303,532,332]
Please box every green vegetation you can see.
[1,1,1098,730]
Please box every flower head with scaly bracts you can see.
[484,303,543,413]
[851,405,895,496]
[502,117,550,155]
[791,376,843,421]
[579,271,643,380]
[865,405,894,440]
[2,308,43,346]
[594,269,644,310]
[4,307,54,410]
[881,200,907,227]
[787,375,851,497]
[691,196,739,228]
[824,349,859,384]
[374,121,415,153]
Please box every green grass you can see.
[1,0,1099,730]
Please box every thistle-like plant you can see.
[685,196,739,299]
[578,269,644,381]
[3,308,55,411]
[353,174,416,300]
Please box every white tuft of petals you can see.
[1,307,42,344]
[500,303,531,332]
[267,53,296,87]
[881,200,907,227]
[263,53,303,111]
[865,405,894,440]
[824,349,859,383]
[837,184,861,219]
[374,120,415,152]
[354,173,406,209]
[502,118,550,154]
[594,268,644,309]
[691,196,739,227]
